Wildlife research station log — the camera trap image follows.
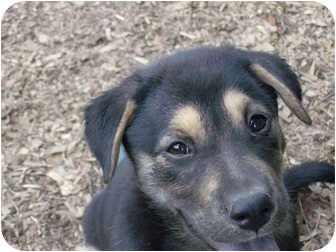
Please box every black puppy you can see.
[83,47,334,250]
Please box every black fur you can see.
[83,46,334,250]
[284,161,335,194]
[83,159,334,250]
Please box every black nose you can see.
[230,193,274,231]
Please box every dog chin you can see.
[196,227,280,251]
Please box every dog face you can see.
[85,47,311,249]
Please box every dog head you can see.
[85,47,311,250]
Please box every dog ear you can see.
[84,76,139,183]
[248,52,312,125]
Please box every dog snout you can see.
[229,193,274,231]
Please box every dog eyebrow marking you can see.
[223,89,251,125]
[170,105,205,141]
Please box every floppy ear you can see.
[248,52,312,125]
[84,76,139,183]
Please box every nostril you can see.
[230,207,253,228]
[229,193,274,231]
[261,205,273,216]
[260,198,274,218]
[231,212,249,222]
[232,213,250,227]
[235,214,246,222]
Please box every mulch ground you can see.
[1,2,334,250]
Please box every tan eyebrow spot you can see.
[170,105,205,141]
[223,89,250,125]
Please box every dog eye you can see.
[248,114,269,133]
[167,142,191,155]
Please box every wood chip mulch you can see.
[1,2,334,250]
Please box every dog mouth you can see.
[206,236,279,251]
[178,210,279,251]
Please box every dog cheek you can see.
[134,153,202,210]
[151,156,179,183]
[134,153,181,207]
[152,168,178,182]
[138,170,173,208]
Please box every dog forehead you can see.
[133,47,279,144]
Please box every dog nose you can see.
[230,193,274,231]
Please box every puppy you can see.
[83,46,334,250]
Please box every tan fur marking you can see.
[136,152,155,170]
[109,100,137,180]
[136,153,168,170]
[170,105,205,141]
[156,156,168,166]
[136,152,170,205]
[200,172,220,204]
[223,89,250,125]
